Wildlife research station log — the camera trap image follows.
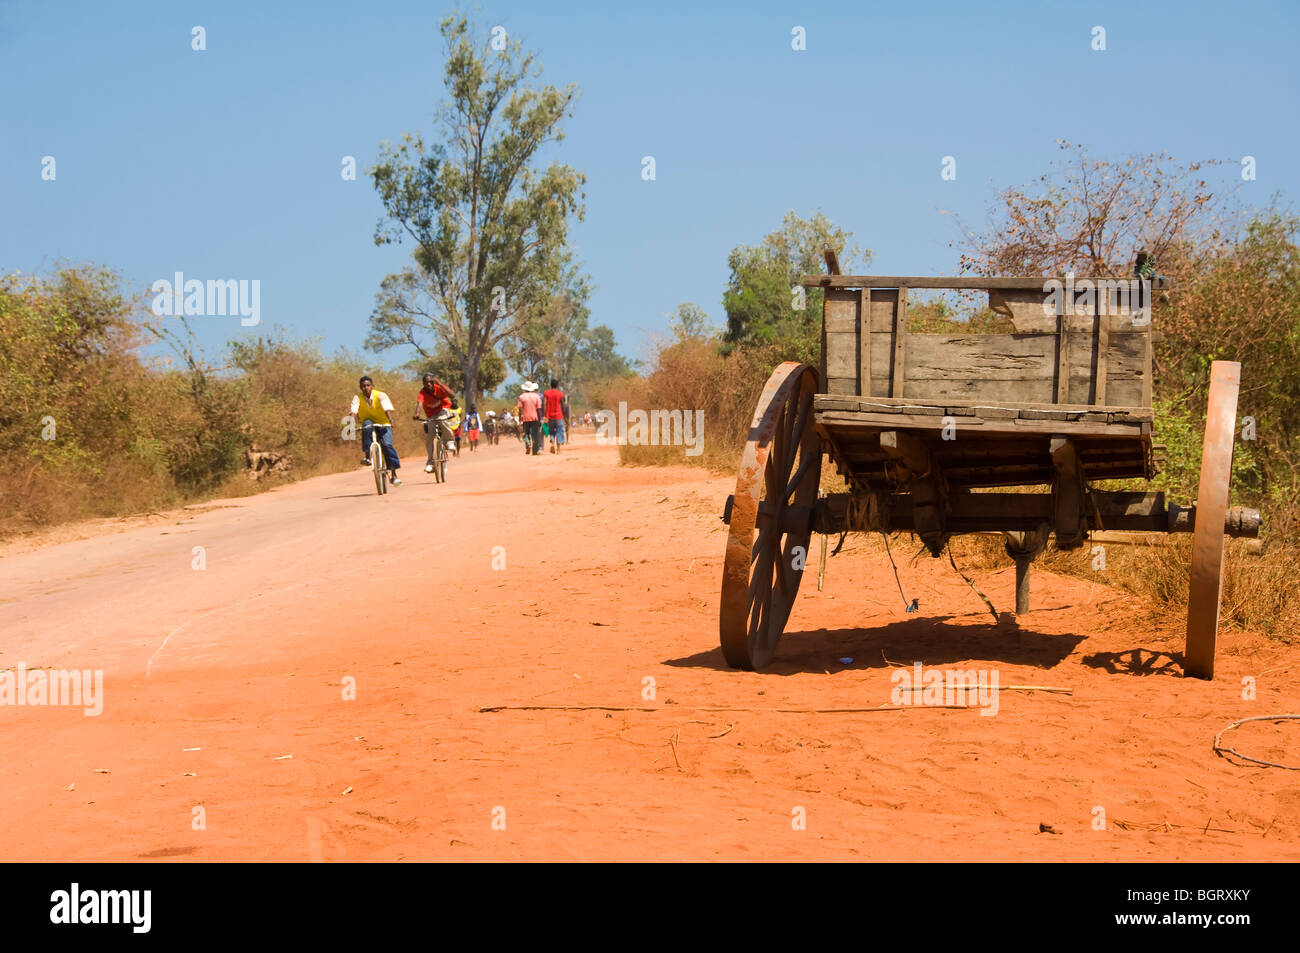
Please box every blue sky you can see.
[2,0,1297,370]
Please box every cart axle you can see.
[722,490,1261,541]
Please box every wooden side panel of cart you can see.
[819,285,1152,408]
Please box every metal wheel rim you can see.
[719,362,821,669]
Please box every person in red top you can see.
[517,381,543,456]
[542,378,568,454]
[413,373,456,473]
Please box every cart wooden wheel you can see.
[1184,360,1241,679]
[720,362,822,669]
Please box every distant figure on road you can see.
[543,378,568,454]
[517,381,543,456]
[464,405,482,452]
[447,397,463,457]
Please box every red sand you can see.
[2,433,1297,861]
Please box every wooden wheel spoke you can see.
[788,391,813,458]
[782,388,798,453]
[748,538,776,600]
[776,542,794,596]
[751,517,778,563]
[785,449,817,501]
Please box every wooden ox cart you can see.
[719,255,1259,677]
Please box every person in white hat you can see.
[517,381,543,456]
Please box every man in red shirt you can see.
[516,381,543,456]
[542,378,568,454]
[413,373,456,473]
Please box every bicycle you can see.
[415,412,450,484]
[361,422,396,495]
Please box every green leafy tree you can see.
[369,14,585,407]
[722,211,869,363]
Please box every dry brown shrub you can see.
[616,338,777,470]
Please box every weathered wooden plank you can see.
[824,289,858,328]
[815,396,862,411]
[1018,408,1079,421]
[825,331,857,379]
[819,290,828,387]
[813,394,1153,422]
[905,377,1054,403]
[1066,334,1144,404]
[902,334,1056,380]
[1141,325,1153,408]
[826,377,856,396]
[824,312,857,334]
[990,287,1156,333]
[858,288,871,400]
[869,292,899,332]
[815,410,1148,438]
[892,286,907,397]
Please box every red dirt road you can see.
[2,433,1298,861]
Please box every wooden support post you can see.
[1049,436,1086,548]
[823,244,841,276]
[891,286,908,398]
[1055,309,1069,404]
[881,429,946,556]
[858,288,872,397]
[1003,529,1047,615]
[1094,313,1110,404]
[1014,556,1031,615]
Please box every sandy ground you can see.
[1,431,1298,862]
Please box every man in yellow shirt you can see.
[349,375,402,486]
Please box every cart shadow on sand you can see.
[667,615,1087,675]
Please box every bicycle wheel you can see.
[371,438,386,495]
[437,435,448,483]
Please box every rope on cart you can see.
[945,543,999,623]
[882,533,918,613]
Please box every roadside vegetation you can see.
[0,267,368,535]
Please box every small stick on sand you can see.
[894,685,1072,695]
[481,704,982,713]
[1212,714,1300,770]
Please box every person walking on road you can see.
[414,373,456,474]
[351,375,402,485]
[447,397,463,456]
[464,405,482,452]
[517,381,543,456]
[543,379,568,454]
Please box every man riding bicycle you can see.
[414,373,457,472]
[350,375,402,485]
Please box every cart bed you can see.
[815,394,1153,488]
